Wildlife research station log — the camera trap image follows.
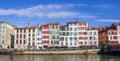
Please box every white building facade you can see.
[67,22,78,47]
[87,29,98,46]
[59,25,69,47]
[36,26,42,49]
[14,25,38,50]
[108,30,118,45]
[0,21,15,49]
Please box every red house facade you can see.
[41,24,49,48]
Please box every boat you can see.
[98,45,120,56]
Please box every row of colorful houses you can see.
[0,21,119,50]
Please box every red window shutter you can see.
[81,42,83,44]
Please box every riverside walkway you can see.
[13,49,100,55]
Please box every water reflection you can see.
[0,55,120,61]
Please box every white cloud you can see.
[0,4,97,19]
[97,19,120,22]
[77,4,88,7]
[94,4,113,9]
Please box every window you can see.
[74,27,77,31]
[74,37,77,41]
[79,32,82,35]
[37,42,40,45]
[24,40,26,44]
[38,38,39,40]
[24,29,26,33]
[38,33,39,36]
[94,37,96,40]
[60,37,64,41]
[29,38,30,41]
[17,30,19,33]
[66,37,67,41]
[33,38,34,40]
[65,27,68,31]
[16,40,18,44]
[80,42,83,44]
[16,34,18,38]
[55,30,58,34]
[33,29,35,32]
[84,37,88,40]
[90,41,92,44]
[70,37,73,40]
[51,41,53,44]
[113,36,118,39]
[33,42,35,46]
[24,34,25,38]
[29,34,30,37]
[70,27,72,31]
[84,32,87,35]
[94,41,97,44]
[61,42,63,46]
[110,36,112,40]
[74,32,77,36]
[89,32,92,35]
[79,37,82,39]
[74,42,77,45]
[20,34,22,38]
[109,32,112,35]
[93,32,96,35]
[20,40,22,44]
[56,41,59,44]
[70,42,72,45]
[33,34,34,37]
[29,29,31,32]
[55,25,58,29]
[20,29,22,33]
[89,37,92,40]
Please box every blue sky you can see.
[0,0,120,27]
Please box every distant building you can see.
[99,28,108,46]
[41,24,49,49]
[77,22,88,47]
[14,24,38,50]
[59,25,69,47]
[48,22,60,47]
[67,22,78,47]
[98,23,119,46]
[36,25,42,49]
[87,29,98,46]
[107,29,118,45]
[0,21,15,49]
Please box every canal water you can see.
[0,55,120,61]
